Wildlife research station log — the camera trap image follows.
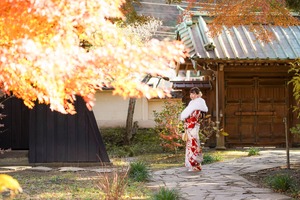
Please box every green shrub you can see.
[247,147,260,156]
[128,161,150,182]
[151,187,181,200]
[202,154,214,164]
[212,152,223,162]
[105,145,133,158]
[101,128,164,157]
[101,127,125,146]
[153,100,185,152]
[265,174,297,192]
[290,124,300,137]
[202,153,222,165]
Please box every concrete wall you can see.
[93,90,181,128]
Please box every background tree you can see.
[123,18,164,144]
[167,0,300,42]
[116,1,165,144]
[289,59,300,118]
[0,0,186,114]
[286,0,300,12]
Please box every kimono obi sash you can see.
[185,110,201,129]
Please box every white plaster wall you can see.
[92,90,181,128]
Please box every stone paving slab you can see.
[30,166,52,172]
[146,149,300,200]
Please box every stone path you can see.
[146,149,300,200]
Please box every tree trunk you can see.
[124,98,137,144]
[124,75,152,144]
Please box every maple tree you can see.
[0,0,186,114]
[199,0,300,41]
[168,0,300,41]
[114,1,165,144]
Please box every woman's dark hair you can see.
[190,87,200,94]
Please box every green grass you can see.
[265,174,297,192]
[247,147,260,156]
[5,128,250,199]
[151,187,181,200]
[128,161,150,182]
[103,128,249,169]
[202,153,222,164]
[12,171,103,199]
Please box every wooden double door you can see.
[225,76,289,147]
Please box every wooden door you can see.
[225,77,288,147]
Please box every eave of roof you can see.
[171,80,212,90]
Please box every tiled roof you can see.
[176,14,300,62]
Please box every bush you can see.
[151,187,181,200]
[265,174,297,192]
[202,153,222,165]
[128,161,150,182]
[101,128,164,157]
[153,100,185,152]
[290,124,300,137]
[247,147,260,156]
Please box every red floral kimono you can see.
[184,110,203,171]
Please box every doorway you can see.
[225,76,288,147]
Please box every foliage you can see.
[202,153,222,164]
[151,187,181,200]
[101,128,164,157]
[265,174,297,192]
[128,161,151,182]
[199,114,229,143]
[153,100,228,151]
[289,59,300,118]
[286,0,300,12]
[290,124,300,137]
[121,13,163,146]
[0,0,186,114]
[9,168,151,199]
[118,0,154,25]
[98,170,129,200]
[101,127,126,147]
[153,100,185,152]
[202,0,300,42]
[0,174,22,199]
[247,147,260,156]
[169,0,300,42]
[119,16,162,44]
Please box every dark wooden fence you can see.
[0,97,29,149]
[0,96,110,163]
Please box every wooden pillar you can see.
[216,64,226,150]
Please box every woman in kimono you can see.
[180,87,208,171]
